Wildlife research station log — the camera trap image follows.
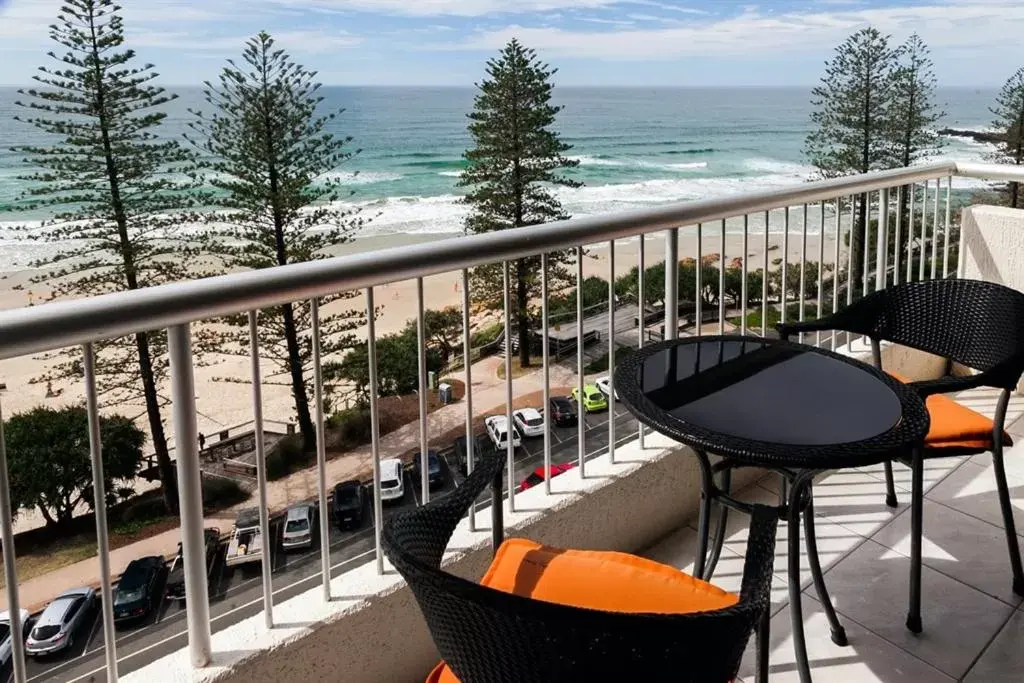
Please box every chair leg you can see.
[803,492,848,646]
[703,468,731,581]
[787,474,815,683]
[694,451,714,579]
[756,606,770,683]
[991,443,1024,597]
[883,460,898,508]
[906,448,924,635]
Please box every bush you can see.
[266,435,307,481]
[470,321,504,348]
[329,406,372,447]
[202,476,248,508]
[120,496,168,523]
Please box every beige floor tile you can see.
[871,501,1024,606]
[926,460,1024,536]
[963,609,1024,682]
[816,539,1015,678]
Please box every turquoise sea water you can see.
[0,86,1000,269]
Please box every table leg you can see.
[788,474,815,683]
[694,450,714,579]
[704,467,731,581]
[907,447,924,634]
[803,490,848,646]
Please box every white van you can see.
[485,415,522,450]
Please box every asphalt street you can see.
[14,399,638,683]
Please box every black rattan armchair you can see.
[383,449,779,683]
[777,277,1024,634]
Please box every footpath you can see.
[2,356,579,613]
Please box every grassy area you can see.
[496,356,536,380]
[728,303,820,332]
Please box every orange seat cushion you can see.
[888,372,1007,450]
[426,538,739,682]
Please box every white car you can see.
[0,608,30,668]
[380,458,406,502]
[485,415,522,450]
[512,408,545,438]
[281,503,315,551]
[595,376,619,401]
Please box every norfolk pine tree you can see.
[990,67,1024,208]
[805,27,898,297]
[889,33,944,272]
[460,39,580,368]
[187,32,365,453]
[11,0,207,511]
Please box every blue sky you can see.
[0,0,1021,86]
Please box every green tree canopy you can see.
[327,327,443,402]
[188,31,366,452]
[889,34,944,169]
[12,0,204,511]
[423,307,464,363]
[990,67,1024,208]
[460,39,580,368]
[4,406,145,527]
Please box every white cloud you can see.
[442,2,1024,59]
[264,0,622,17]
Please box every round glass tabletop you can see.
[624,337,904,448]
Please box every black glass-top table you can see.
[615,336,930,683]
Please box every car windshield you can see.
[0,623,9,641]
[337,487,359,505]
[31,625,60,640]
[523,415,543,426]
[115,588,145,605]
[428,455,441,474]
[381,477,400,489]
[285,519,309,533]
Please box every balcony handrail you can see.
[0,160,1020,361]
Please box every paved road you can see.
[18,401,638,683]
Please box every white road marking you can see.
[81,614,102,658]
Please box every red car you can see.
[518,463,576,492]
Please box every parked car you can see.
[595,376,619,401]
[226,507,264,567]
[1,608,31,667]
[166,528,221,602]
[380,458,406,502]
[519,463,576,492]
[25,587,95,656]
[512,408,545,438]
[113,556,164,623]
[548,396,578,427]
[412,450,447,490]
[485,415,522,450]
[572,384,608,412]
[451,434,495,476]
[281,503,316,551]
[332,480,365,529]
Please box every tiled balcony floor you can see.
[640,387,1024,682]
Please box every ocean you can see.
[0,86,1000,271]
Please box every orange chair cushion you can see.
[888,372,1007,450]
[426,538,739,682]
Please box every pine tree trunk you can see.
[851,193,867,297]
[516,258,531,368]
[87,10,178,512]
[282,302,316,452]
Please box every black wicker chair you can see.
[383,449,779,683]
[777,277,1024,634]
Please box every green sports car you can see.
[572,384,608,413]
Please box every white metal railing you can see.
[0,161,1022,682]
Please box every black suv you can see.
[549,396,578,427]
[332,480,366,530]
[412,450,447,490]
[113,556,164,623]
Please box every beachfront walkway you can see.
[4,354,580,612]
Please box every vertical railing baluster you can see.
[876,188,888,294]
[247,312,273,628]
[460,270,476,530]
[781,208,789,325]
[542,254,552,494]
[831,199,841,350]
[82,343,118,682]
[741,215,749,337]
[608,240,617,462]
[799,204,807,344]
[576,247,586,475]
[416,279,429,504]
[762,210,769,336]
[310,299,331,600]
[695,223,703,336]
[503,262,515,512]
[920,180,929,282]
[167,324,212,668]
[847,196,855,306]
[0,403,25,683]
[893,186,902,286]
[943,175,952,278]
[665,230,679,339]
[817,202,825,347]
[366,288,384,574]
[637,235,646,449]
[862,194,871,298]
[718,219,726,336]
[908,183,916,283]
[931,179,940,280]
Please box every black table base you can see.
[692,451,849,683]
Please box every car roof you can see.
[551,396,572,406]
[486,415,507,427]
[380,458,403,476]
[121,556,161,584]
[335,479,361,491]
[54,586,92,600]
[0,609,29,624]
[585,384,601,393]
[514,407,542,420]
[285,504,311,521]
